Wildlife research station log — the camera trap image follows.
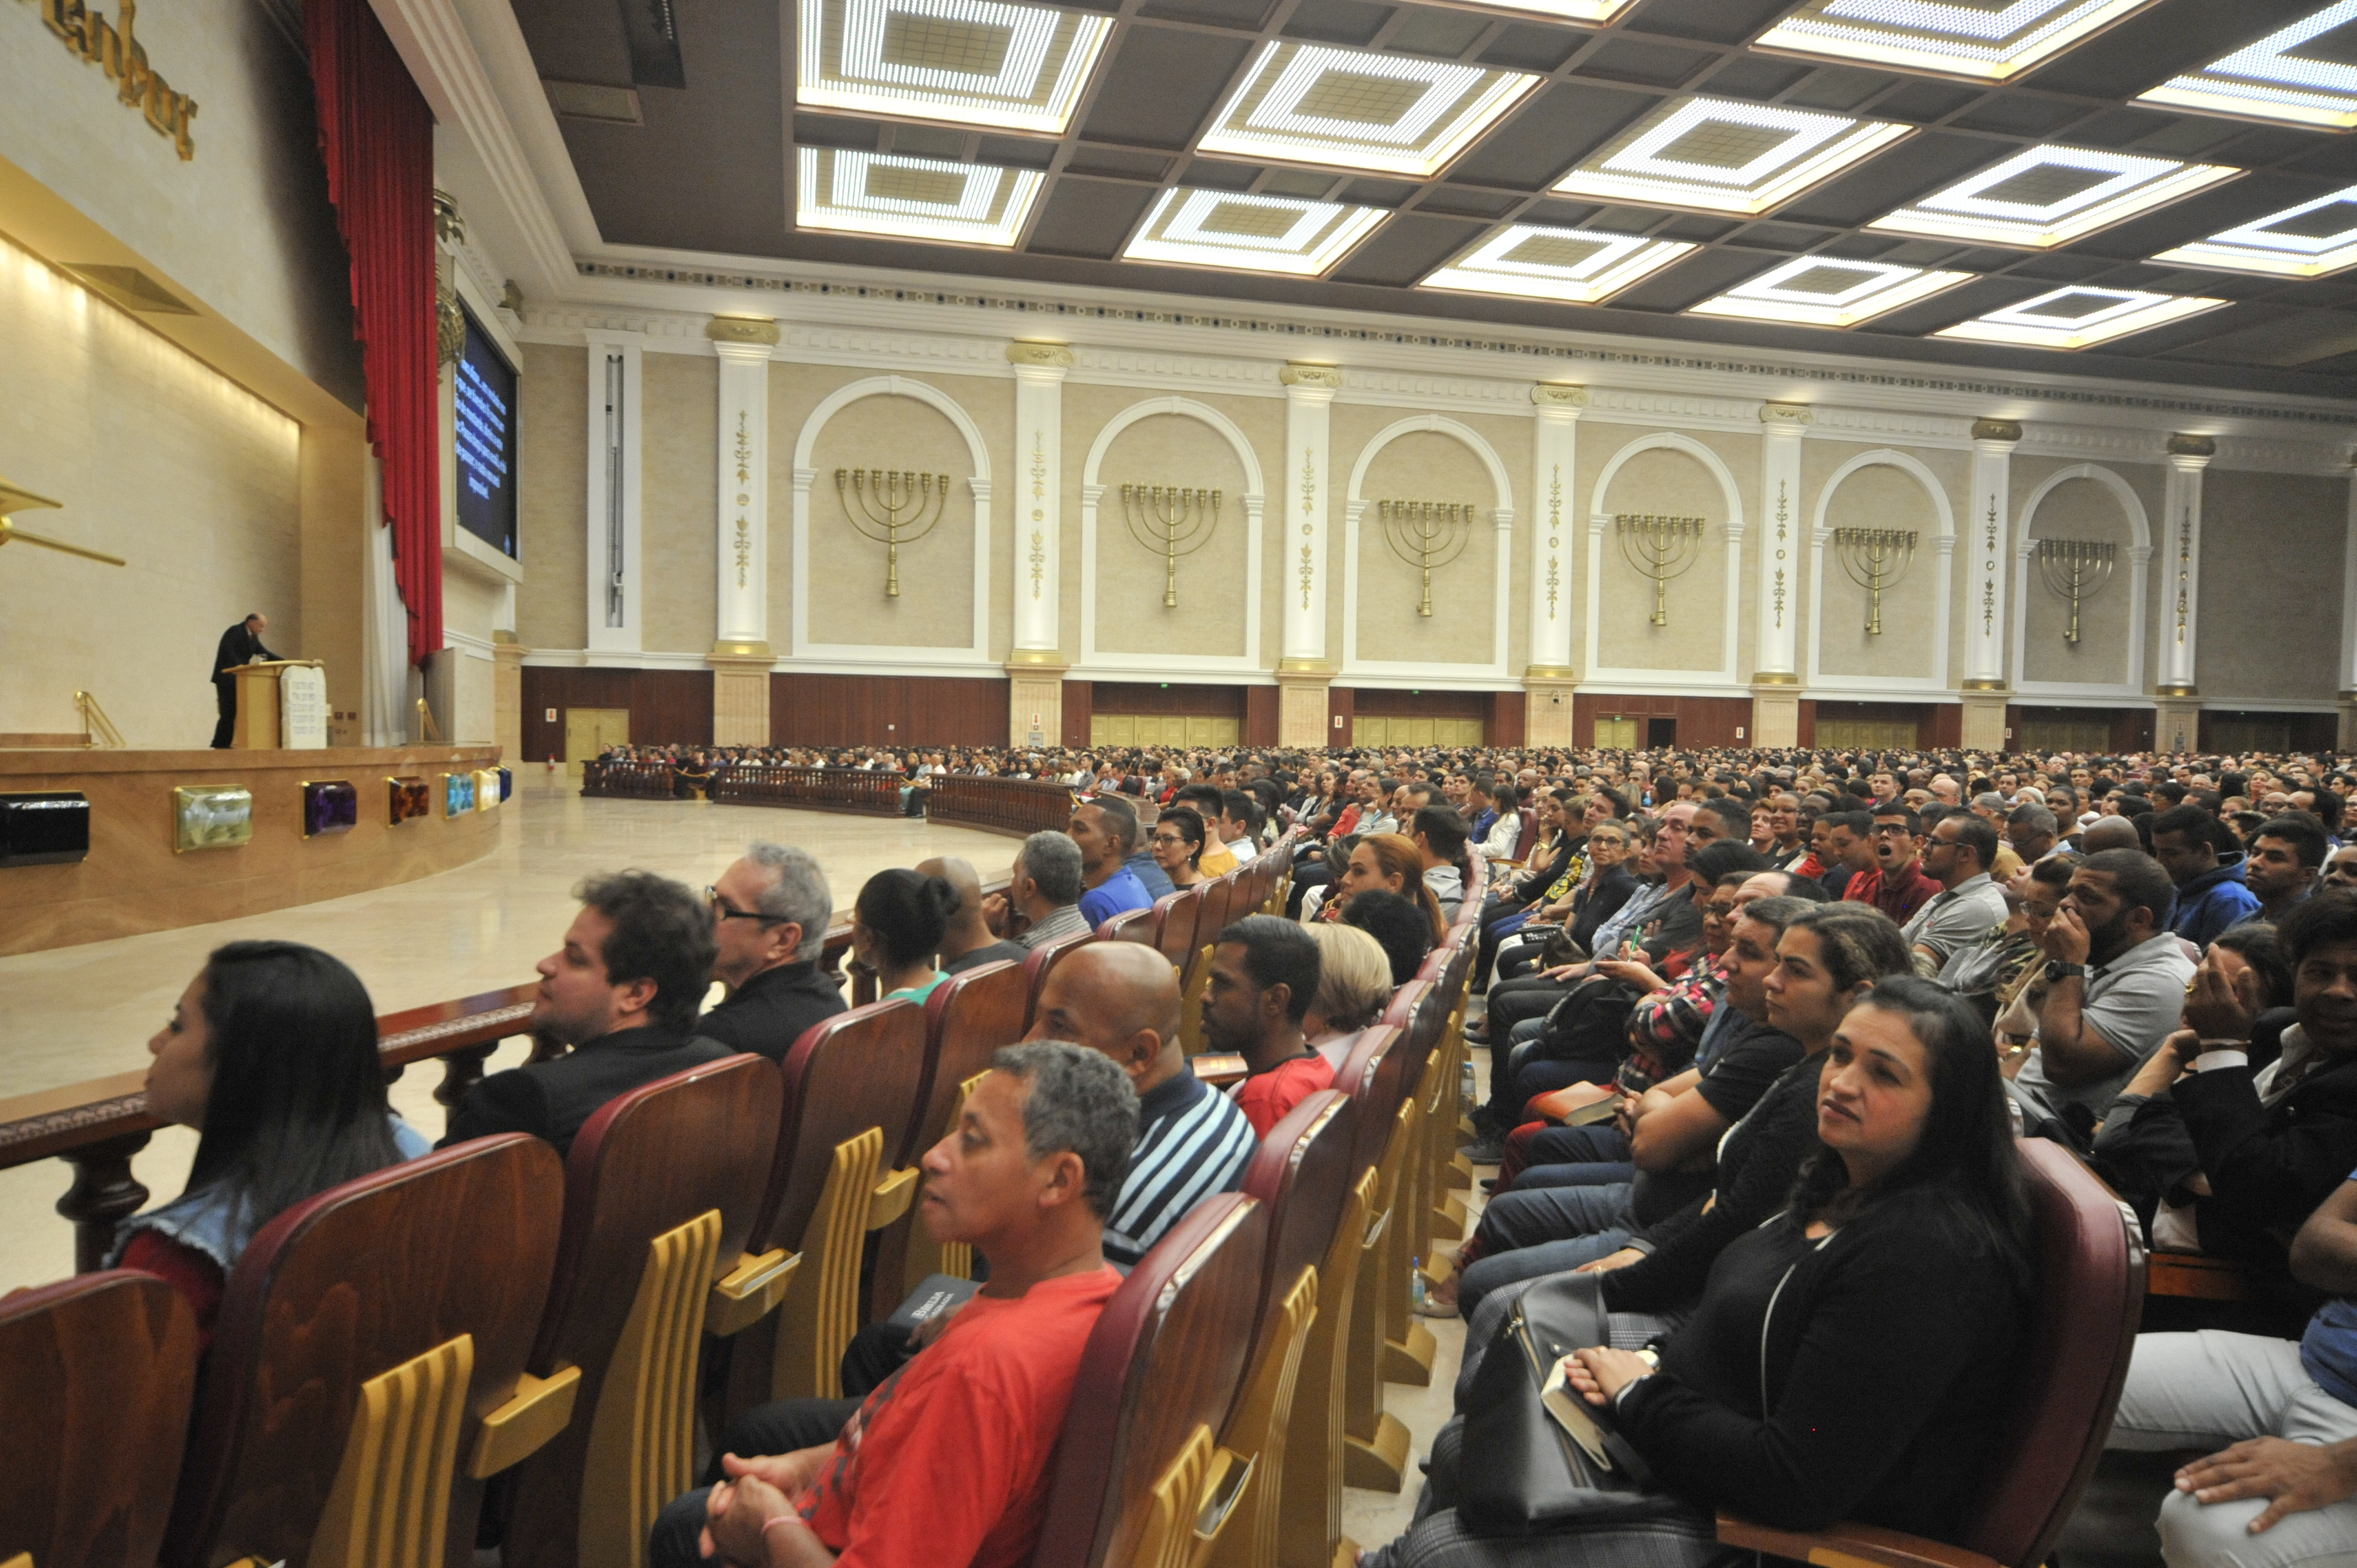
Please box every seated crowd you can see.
[101,737,2357,1567]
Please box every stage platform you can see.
[0,745,505,955]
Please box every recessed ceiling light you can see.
[797,0,1111,135]
[1417,224,1696,303]
[1756,0,2153,82]
[1551,96,1911,216]
[1866,144,2236,247]
[2152,183,2357,277]
[1195,43,1540,178]
[1932,285,2227,348]
[1687,256,1974,327]
[2137,1,2357,129]
[796,148,1042,246]
[1121,188,1385,275]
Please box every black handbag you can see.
[1455,1275,1679,1536]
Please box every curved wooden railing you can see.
[712,765,904,816]
[580,759,677,799]
[925,775,1078,839]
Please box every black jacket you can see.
[2177,1041,2357,1279]
[1568,864,1638,955]
[439,1022,733,1157]
[694,960,848,1064]
[212,621,277,680]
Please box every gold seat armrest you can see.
[707,1248,801,1337]
[868,1167,919,1230]
[1193,1448,1256,1544]
[467,1364,583,1478]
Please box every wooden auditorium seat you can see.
[0,1271,198,1568]
[1375,981,1444,1393]
[728,1000,929,1416]
[1716,1138,2146,1568]
[1022,929,1100,1031]
[1099,905,1159,943]
[1330,1020,1421,1495]
[1032,1193,1268,1568]
[501,1054,783,1568]
[1212,1087,1357,1568]
[1152,886,1202,988]
[1181,875,1240,1053]
[162,1134,569,1568]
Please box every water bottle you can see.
[1409,1259,1428,1310]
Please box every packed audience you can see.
[111,737,2357,1566]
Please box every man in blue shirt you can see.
[1072,795,1153,930]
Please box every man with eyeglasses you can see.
[696,840,848,1064]
[1844,803,1941,926]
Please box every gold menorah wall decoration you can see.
[2035,537,2117,644]
[1616,514,1706,627]
[1377,500,1476,617]
[1832,528,1917,636]
[1119,483,1221,608]
[835,468,951,597]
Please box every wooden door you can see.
[1593,717,1638,749]
[564,708,631,773]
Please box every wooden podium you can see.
[223,660,325,749]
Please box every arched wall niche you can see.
[1341,414,1514,683]
[2013,463,2149,697]
[1586,431,1744,686]
[1807,448,1954,692]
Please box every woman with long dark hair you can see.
[112,941,424,1348]
[1363,975,2033,1568]
[1151,805,1209,890]
[851,868,961,1004]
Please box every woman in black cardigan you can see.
[1359,976,2035,1568]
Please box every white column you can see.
[708,318,779,651]
[1280,363,1342,667]
[2159,435,2214,697]
[1527,385,1584,675]
[583,329,645,654]
[1006,342,1073,657]
[1964,419,2021,689]
[1753,402,1811,683]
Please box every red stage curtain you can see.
[306,0,441,668]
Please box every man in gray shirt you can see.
[2009,848,2195,1136]
[1903,813,2009,976]
[982,831,1092,950]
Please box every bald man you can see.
[2081,817,2143,854]
[1025,942,1258,1265]
[924,856,1026,974]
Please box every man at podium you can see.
[210,612,279,748]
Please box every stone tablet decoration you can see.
[389,776,430,825]
[173,786,253,853]
[279,664,328,749]
[474,768,501,812]
[0,791,90,867]
[444,771,476,816]
[302,780,358,838]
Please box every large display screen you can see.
[454,305,520,559]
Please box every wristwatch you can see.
[2044,960,2086,983]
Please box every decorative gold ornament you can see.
[0,480,125,566]
[1832,527,1917,635]
[1615,514,1706,627]
[1378,500,1475,617]
[836,468,950,597]
[1119,484,1221,609]
[2035,537,2116,644]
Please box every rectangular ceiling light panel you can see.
[1933,285,2226,347]
[2153,183,2357,277]
[1551,96,1911,216]
[1418,224,1696,302]
[1757,0,2152,81]
[1687,256,1973,326]
[799,0,1111,134]
[796,148,1043,245]
[1122,188,1385,274]
[1866,144,2236,247]
[2138,2,2357,129]
[1196,43,1540,178]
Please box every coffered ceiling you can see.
[506,0,2357,393]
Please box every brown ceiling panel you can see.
[1478,24,1584,73]
[1341,176,1423,205]
[510,0,633,86]
[1327,213,1487,284]
[1280,0,1393,46]
[1769,132,2010,229]
[1947,95,2093,138]
[1782,66,1898,114]
[1178,158,1264,188]
[1384,8,1491,58]
[1604,245,1787,312]
[1870,79,1985,125]
[1141,0,1274,25]
[1079,27,1254,148]
[1621,0,1794,47]
[1442,80,1652,189]
[1417,184,1522,216]
[1571,36,1713,88]
[1024,177,1160,257]
[1700,53,1814,101]
[2017,0,2324,99]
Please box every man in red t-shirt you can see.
[653,1043,1138,1568]
[1212,914,1335,1137]
[1843,802,1941,926]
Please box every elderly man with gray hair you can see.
[697,840,847,1063]
[985,830,1093,950]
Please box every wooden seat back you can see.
[908,960,1029,1168]
[1098,906,1157,943]
[0,1270,197,1568]
[503,1055,781,1568]
[163,1134,565,1568]
[1152,888,1201,981]
[1032,1193,1267,1568]
[1336,1025,1402,1179]
[1021,930,1099,1030]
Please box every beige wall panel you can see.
[639,353,718,654]
[2198,469,2341,702]
[1596,443,1729,672]
[0,241,302,746]
[1089,410,1254,658]
[1350,427,1502,666]
[2019,472,2135,687]
[1815,461,1944,680]
[769,364,1012,658]
[516,343,588,652]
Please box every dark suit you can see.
[2177,1042,2357,1301]
[437,1022,733,1157]
[693,960,847,1064]
[210,620,279,748]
